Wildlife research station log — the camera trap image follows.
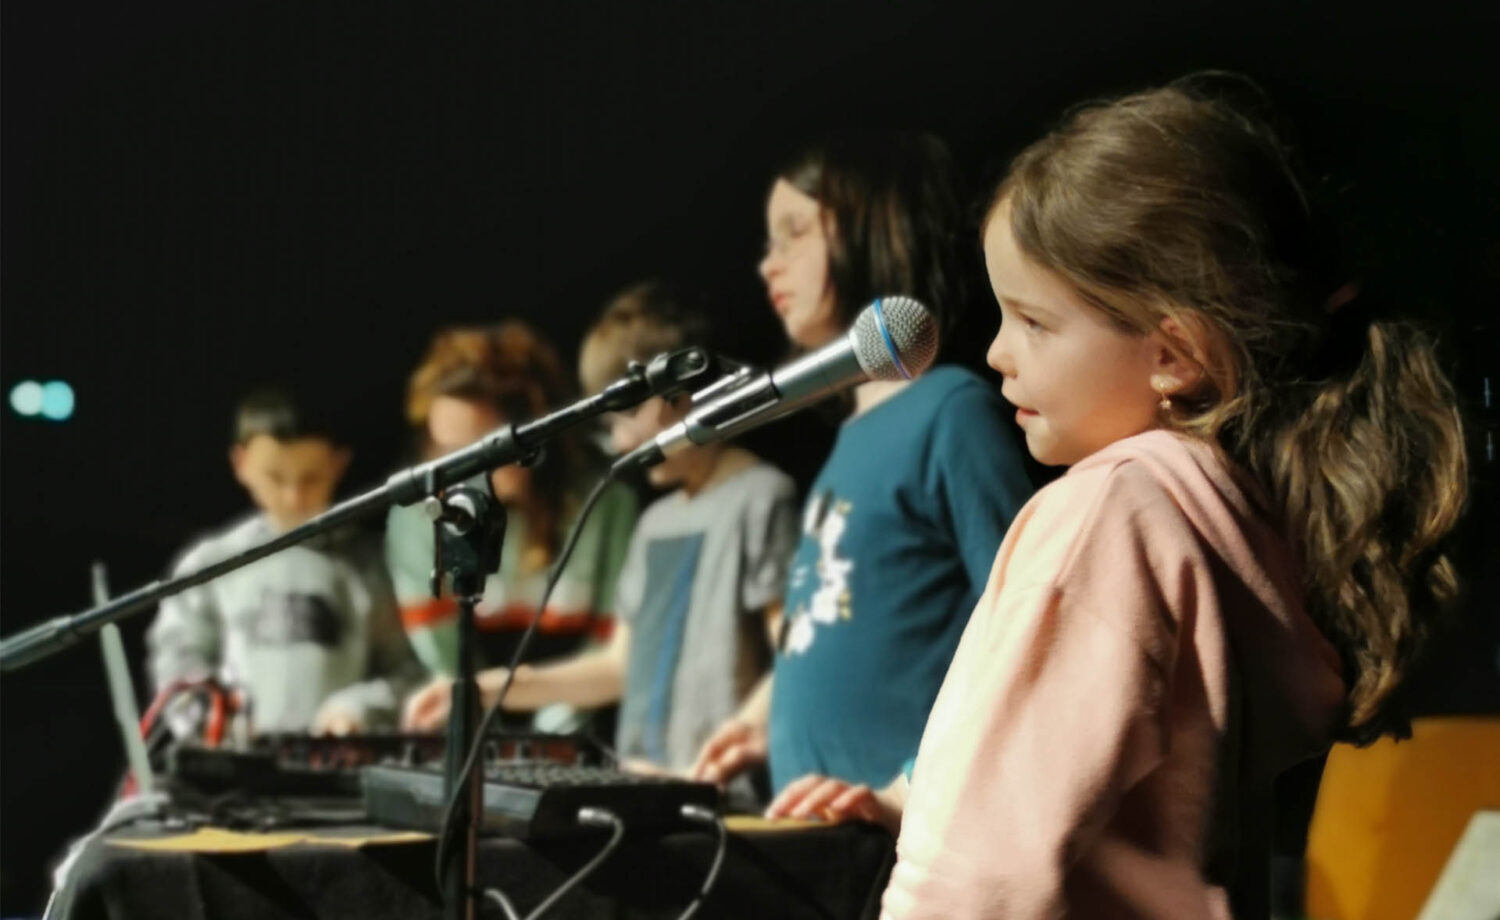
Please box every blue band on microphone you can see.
[872,298,912,380]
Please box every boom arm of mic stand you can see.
[0,478,401,672]
[0,347,720,674]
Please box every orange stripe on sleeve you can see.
[402,599,613,638]
[399,597,459,631]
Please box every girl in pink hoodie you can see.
[768,75,1469,919]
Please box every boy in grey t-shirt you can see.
[610,454,796,770]
[402,282,797,780]
[148,390,423,735]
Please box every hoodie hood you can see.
[1075,430,1346,781]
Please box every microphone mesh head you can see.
[850,296,939,381]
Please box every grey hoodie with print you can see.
[147,513,425,734]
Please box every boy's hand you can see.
[690,718,767,785]
[402,670,510,731]
[765,774,904,836]
[312,705,364,737]
[401,677,453,732]
[618,757,678,777]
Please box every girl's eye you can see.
[1003,311,1043,333]
[765,226,806,255]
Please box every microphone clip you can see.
[640,348,717,399]
[601,346,723,412]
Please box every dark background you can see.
[3,1,1496,913]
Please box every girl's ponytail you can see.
[1247,315,1466,740]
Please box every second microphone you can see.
[613,296,939,471]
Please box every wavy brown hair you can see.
[989,76,1467,742]
[578,280,711,396]
[406,321,583,569]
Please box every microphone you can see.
[614,296,938,471]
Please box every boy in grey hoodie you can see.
[147,389,423,735]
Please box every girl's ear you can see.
[1148,315,1212,397]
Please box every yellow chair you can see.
[1304,716,1500,920]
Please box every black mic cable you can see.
[483,806,626,920]
[673,804,729,920]
[431,340,744,897]
[432,469,622,897]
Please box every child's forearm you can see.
[731,671,774,728]
[478,653,625,711]
[763,601,784,650]
[722,601,783,729]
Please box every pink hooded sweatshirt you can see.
[883,430,1346,919]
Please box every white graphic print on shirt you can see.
[783,492,853,656]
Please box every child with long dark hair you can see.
[769,77,1467,919]
[692,134,1036,795]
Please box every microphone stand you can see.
[0,347,714,673]
[0,346,717,920]
[425,477,505,920]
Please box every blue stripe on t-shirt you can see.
[641,536,704,763]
